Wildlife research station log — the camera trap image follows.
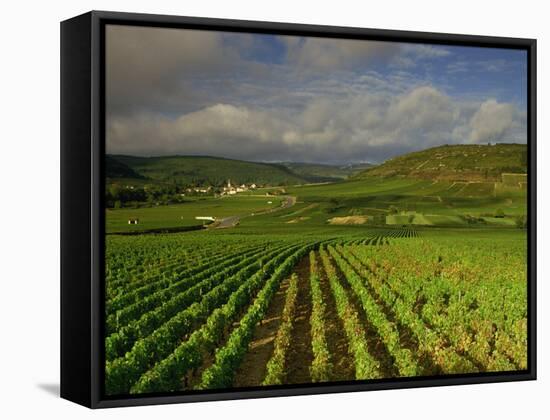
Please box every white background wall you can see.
[1,0,546,418]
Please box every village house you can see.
[219,180,257,195]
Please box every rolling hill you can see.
[106,155,308,186]
[354,143,527,182]
[280,162,373,182]
[105,155,145,179]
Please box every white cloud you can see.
[402,44,451,58]
[107,86,526,164]
[387,86,454,130]
[105,27,526,163]
[446,61,469,74]
[280,37,451,72]
[281,36,401,71]
[468,99,516,143]
[390,44,451,68]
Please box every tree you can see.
[495,208,505,218]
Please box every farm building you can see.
[195,216,215,222]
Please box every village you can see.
[107,177,283,212]
[185,180,258,197]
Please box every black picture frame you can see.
[60,10,537,409]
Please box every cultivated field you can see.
[106,195,283,233]
[104,148,528,396]
[104,227,527,395]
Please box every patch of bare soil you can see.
[328,216,368,225]
[284,257,314,385]
[286,217,311,224]
[231,278,290,388]
[317,260,356,382]
[328,253,398,378]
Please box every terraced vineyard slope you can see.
[354,144,527,182]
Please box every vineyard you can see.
[105,228,527,395]
[100,33,530,401]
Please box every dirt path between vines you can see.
[232,278,290,387]
[284,256,314,385]
[327,251,398,378]
[317,255,356,382]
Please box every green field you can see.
[231,176,525,231]
[104,148,528,396]
[280,161,373,182]
[106,195,283,233]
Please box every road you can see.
[216,215,241,228]
[214,195,296,229]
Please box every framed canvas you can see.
[60,10,536,408]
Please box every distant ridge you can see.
[106,155,308,186]
[105,155,145,179]
[280,162,373,182]
[354,144,527,182]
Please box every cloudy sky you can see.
[106,25,527,164]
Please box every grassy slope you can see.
[354,143,527,181]
[237,175,526,231]
[108,155,308,186]
[106,172,526,233]
[280,162,373,182]
[106,195,283,233]
[105,144,528,233]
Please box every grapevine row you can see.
[106,245,271,334]
[105,243,293,362]
[107,246,259,313]
[106,243,306,393]
[328,245,419,377]
[308,251,332,382]
[262,273,300,385]
[197,246,314,390]
[319,248,381,380]
[106,241,230,295]
[342,245,477,374]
